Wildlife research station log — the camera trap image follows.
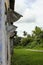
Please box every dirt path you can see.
[26,49,43,52]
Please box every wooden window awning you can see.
[7,9,23,23]
[7,25,17,32]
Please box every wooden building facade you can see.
[5,0,22,65]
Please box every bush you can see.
[30,41,37,48]
[14,46,23,49]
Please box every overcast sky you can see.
[14,0,43,37]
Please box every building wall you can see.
[5,0,10,10]
[5,1,10,65]
[5,1,22,65]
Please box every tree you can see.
[13,36,22,46]
[21,38,29,46]
[32,26,41,36]
[32,26,43,44]
[23,31,27,36]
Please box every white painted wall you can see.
[0,0,7,65]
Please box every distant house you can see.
[5,0,22,65]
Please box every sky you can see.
[14,0,43,37]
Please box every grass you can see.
[12,49,43,65]
[33,47,43,50]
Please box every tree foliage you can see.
[13,26,43,48]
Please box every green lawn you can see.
[12,49,43,65]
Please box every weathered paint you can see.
[0,0,7,65]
